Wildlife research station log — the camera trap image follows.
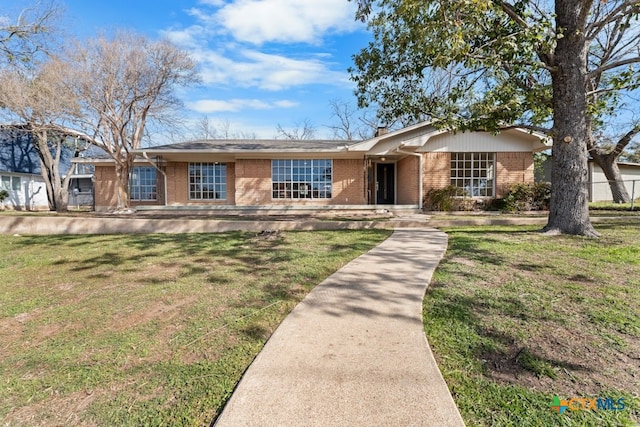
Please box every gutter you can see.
[395,145,423,209]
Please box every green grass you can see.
[424,221,640,426]
[0,229,391,426]
[589,200,640,212]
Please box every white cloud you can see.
[197,0,226,6]
[163,26,208,49]
[186,98,297,113]
[193,48,349,90]
[210,0,358,45]
[273,100,298,108]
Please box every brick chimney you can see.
[375,126,388,137]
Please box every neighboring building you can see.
[588,161,640,202]
[0,131,49,210]
[0,129,95,210]
[540,156,640,203]
[0,171,49,211]
[78,122,551,212]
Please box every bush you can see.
[502,182,551,212]
[424,185,467,211]
[0,189,8,203]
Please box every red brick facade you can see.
[495,152,534,197]
[396,156,420,204]
[93,151,535,210]
[420,152,534,199]
[422,152,450,194]
[94,166,118,211]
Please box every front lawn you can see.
[0,230,391,426]
[425,221,640,426]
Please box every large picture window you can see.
[451,153,495,197]
[130,167,157,201]
[272,159,332,199]
[189,162,226,200]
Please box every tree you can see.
[275,119,317,140]
[622,140,640,163]
[191,117,257,140]
[0,59,88,211]
[590,123,640,202]
[0,1,61,66]
[326,98,377,140]
[66,32,199,211]
[350,0,640,236]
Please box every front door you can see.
[376,163,395,204]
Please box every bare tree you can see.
[589,122,640,203]
[196,116,216,140]
[275,119,317,140]
[188,117,258,141]
[0,58,88,211]
[0,1,61,66]
[66,31,199,211]
[326,98,378,140]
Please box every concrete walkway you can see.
[214,228,465,427]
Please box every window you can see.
[130,167,157,201]
[450,153,495,197]
[272,159,332,199]
[1,175,21,192]
[189,163,226,200]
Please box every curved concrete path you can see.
[214,228,465,427]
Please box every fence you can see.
[589,179,639,209]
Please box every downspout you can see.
[142,151,168,206]
[395,145,423,210]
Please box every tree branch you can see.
[589,57,640,77]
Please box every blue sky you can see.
[3,0,373,140]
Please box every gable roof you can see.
[349,122,551,154]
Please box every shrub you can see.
[502,182,551,212]
[424,185,467,211]
[0,189,8,203]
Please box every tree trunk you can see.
[33,128,58,211]
[40,165,56,211]
[591,153,631,203]
[54,186,69,212]
[114,161,131,211]
[543,0,599,237]
[35,131,70,212]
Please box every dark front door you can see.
[376,163,395,204]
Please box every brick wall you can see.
[495,152,534,197]
[94,165,118,211]
[333,159,366,205]
[396,156,420,204]
[422,152,450,194]
[235,159,272,205]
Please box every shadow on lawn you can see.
[427,285,590,382]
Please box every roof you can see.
[74,121,553,164]
[136,139,353,154]
[0,129,41,174]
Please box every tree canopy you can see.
[350,0,640,236]
[65,32,200,210]
[0,1,60,66]
[0,58,89,211]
